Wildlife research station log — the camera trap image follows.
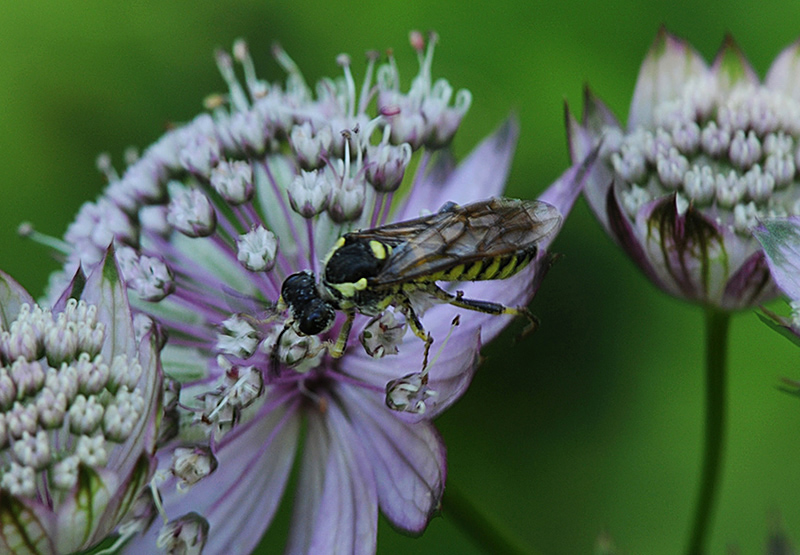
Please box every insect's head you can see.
[280,271,335,336]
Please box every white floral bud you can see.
[360,312,406,358]
[157,512,209,555]
[0,368,16,410]
[138,254,176,302]
[211,159,254,204]
[179,133,220,176]
[385,372,438,414]
[328,177,366,223]
[52,455,80,490]
[103,387,145,442]
[365,142,412,192]
[171,445,219,488]
[223,365,263,408]
[74,354,110,395]
[68,394,105,435]
[10,358,45,399]
[288,170,331,218]
[12,430,51,470]
[1,462,36,497]
[36,387,68,429]
[236,226,278,272]
[216,316,260,359]
[167,187,217,237]
[7,402,38,439]
[229,109,268,153]
[75,434,108,466]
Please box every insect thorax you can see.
[321,237,394,314]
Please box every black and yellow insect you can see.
[277,197,561,362]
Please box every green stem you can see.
[444,483,540,555]
[686,307,730,555]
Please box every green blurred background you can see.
[2,1,800,553]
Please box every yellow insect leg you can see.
[328,310,355,358]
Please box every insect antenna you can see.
[269,321,293,376]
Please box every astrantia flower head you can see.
[40,32,586,553]
[565,28,800,309]
[0,250,162,554]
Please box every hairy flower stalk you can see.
[568,29,800,554]
[39,32,586,553]
[0,250,162,554]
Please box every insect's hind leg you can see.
[398,295,434,370]
[430,285,539,337]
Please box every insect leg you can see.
[328,309,356,358]
[270,321,292,375]
[429,285,539,337]
[399,295,434,370]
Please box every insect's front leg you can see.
[328,309,356,358]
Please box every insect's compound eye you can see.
[298,299,335,336]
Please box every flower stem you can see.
[686,306,730,555]
[444,483,541,555]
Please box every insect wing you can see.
[369,198,560,285]
[342,209,455,247]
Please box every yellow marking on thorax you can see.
[330,277,368,298]
[369,240,391,260]
[323,237,346,266]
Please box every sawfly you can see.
[275,197,561,366]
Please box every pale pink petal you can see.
[127,403,300,555]
[286,396,378,555]
[765,38,800,99]
[338,385,445,533]
[397,118,519,221]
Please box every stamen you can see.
[214,48,250,113]
[17,222,72,255]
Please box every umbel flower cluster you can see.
[567,28,800,309]
[0,251,162,554]
[36,32,584,553]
